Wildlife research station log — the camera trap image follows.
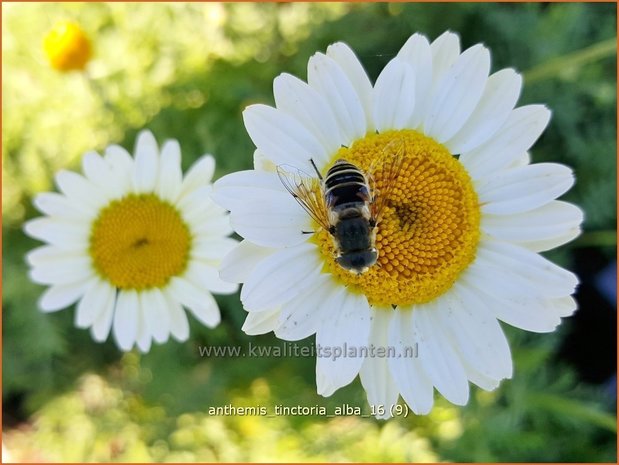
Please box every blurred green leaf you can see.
[527,392,617,433]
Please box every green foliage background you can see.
[2,2,617,462]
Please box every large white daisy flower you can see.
[25,130,238,352]
[213,31,583,418]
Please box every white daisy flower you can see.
[213,31,584,418]
[25,130,238,352]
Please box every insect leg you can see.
[309,158,323,181]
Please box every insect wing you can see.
[369,139,405,223]
[277,165,331,232]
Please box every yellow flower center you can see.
[89,194,191,290]
[43,21,92,72]
[313,129,480,308]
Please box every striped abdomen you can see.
[324,160,371,211]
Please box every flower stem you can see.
[524,38,617,84]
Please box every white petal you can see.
[360,310,402,419]
[168,277,221,328]
[424,44,490,142]
[212,169,285,211]
[179,155,215,201]
[90,288,116,342]
[253,149,277,172]
[23,218,89,248]
[460,274,561,333]
[413,305,469,405]
[38,278,92,312]
[307,52,366,146]
[104,144,133,192]
[372,58,416,131]
[82,151,125,199]
[462,365,501,391]
[387,309,434,415]
[76,278,114,329]
[510,151,531,168]
[157,139,183,203]
[219,240,275,284]
[487,295,561,333]
[274,73,342,156]
[241,242,322,311]
[104,144,133,167]
[191,237,239,262]
[465,254,553,302]
[185,261,238,295]
[460,105,551,180]
[520,229,582,253]
[275,274,334,341]
[177,186,212,226]
[397,33,433,129]
[132,130,159,193]
[229,196,310,248]
[137,334,152,353]
[551,295,578,318]
[140,289,171,344]
[429,31,461,91]
[29,257,93,285]
[183,197,232,231]
[479,163,575,215]
[190,207,234,238]
[136,303,152,353]
[243,308,281,336]
[439,286,513,381]
[33,192,92,220]
[482,200,583,250]
[54,170,108,211]
[26,245,85,267]
[163,290,190,342]
[446,68,522,153]
[326,42,374,132]
[475,240,578,299]
[316,287,371,396]
[112,290,140,351]
[464,254,539,299]
[243,104,329,172]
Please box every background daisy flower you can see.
[213,31,583,417]
[24,130,238,352]
[43,20,92,72]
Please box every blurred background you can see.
[2,2,617,462]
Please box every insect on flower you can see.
[213,31,583,418]
[277,141,404,275]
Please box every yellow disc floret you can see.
[313,129,480,308]
[43,21,92,72]
[89,194,191,290]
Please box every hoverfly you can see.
[277,141,404,275]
